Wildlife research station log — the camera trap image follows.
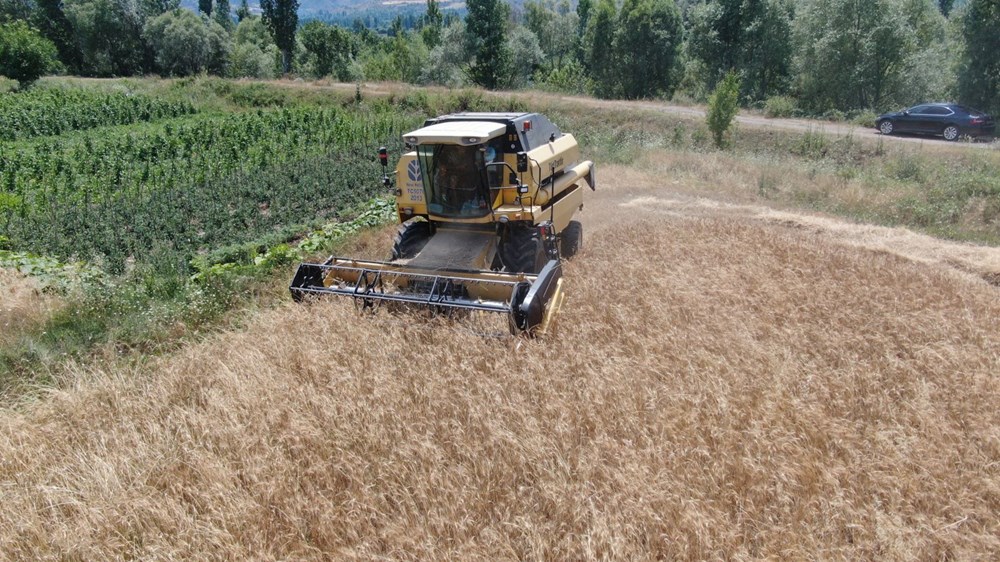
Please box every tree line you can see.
[1,0,998,116]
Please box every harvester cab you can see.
[290,112,595,335]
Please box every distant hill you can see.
[181,0,471,21]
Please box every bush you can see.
[535,60,593,95]
[850,110,878,129]
[706,71,741,148]
[0,21,60,88]
[764,95,798,118]
[227,42,279,79]
[821,109,846,122]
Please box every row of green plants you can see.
[0,106,418,273]
[0,87,196,141]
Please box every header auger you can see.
[290,112,595,336]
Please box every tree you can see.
[421,0,442,48]
[143,9,230,76]
[793,0,910,111]
[740,0,793,100]
[199,0,211,15]
[686,0,792,101]
[236,0,250,21]
[706,70,741,147]
[465,0,512,89]
[577,0,591,33]
[299,20,354,80]
[260,0,297,73]
[215,0,232,30]
[583,0,617,97]
[938,0,954,16]
[506,25,544,87]
[0,20,59,87]
[524,0,578,71]
[898,0,955,104]
[614,0,683,98]
[228,15,279,78]
[0,0,33,21]
[65,0,149,76]
[140,0,180,18]
[958,0,1000,114]
[33,0,83,73]
[575,0,591,61]
[420,20,468,86]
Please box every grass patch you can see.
[531,97,1000,245]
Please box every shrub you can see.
[706,71,741,148]
[763,95,798,118]
[849,110,878,129]
[821,109,846,122]
[227,42,279,79]
[535,60,593,95]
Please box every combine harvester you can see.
[290,112,595,335]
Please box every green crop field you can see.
[0,87,196,141]
[0,79,528,383]
[0,81,420,377]
[1,106,410,273]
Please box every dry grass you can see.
[1,164,999,560]
[0,270,60,349]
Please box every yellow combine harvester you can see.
[289,112,595,335]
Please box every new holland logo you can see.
[407,159,421,182]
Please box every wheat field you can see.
[1,160,998,560]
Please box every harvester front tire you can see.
[391,219,431,260]
[561,220,583,259]
[501,227,546,274]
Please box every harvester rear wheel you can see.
[500,226,546,274]
[391,219,431,260]
[560,220,583,259]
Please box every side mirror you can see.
[903,110,910,116]
[516,152,529,173]
[378,147,391,188]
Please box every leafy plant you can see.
[706,70,741,148]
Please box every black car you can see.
[875,103,995,141]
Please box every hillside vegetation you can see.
[2,0,999,119]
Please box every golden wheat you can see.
[0,162,997,560]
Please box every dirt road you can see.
[511,90,998,149]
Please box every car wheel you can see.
[879,120,894,135]
[943,125,960,141]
